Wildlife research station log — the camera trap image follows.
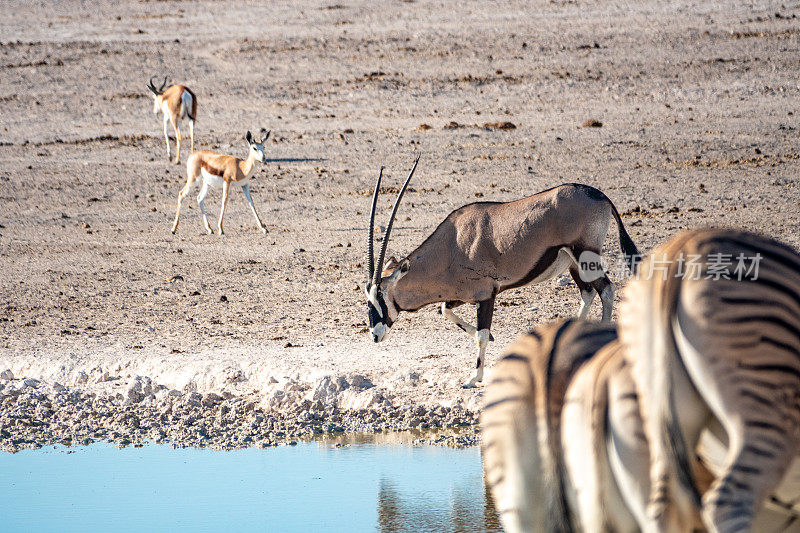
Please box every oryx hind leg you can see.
[568,247,614,321]
[569,266,596,319]
[591,275,615,322]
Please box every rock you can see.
[22,378,40,388]
[418,123,432,130]
[125,376,153,404]
[202,393,223,407]
[349,374,374,390]
[483,121,517,130]
[0,369,13,381]
[582,118,603,128]
[75,371,88,384]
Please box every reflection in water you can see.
[377,475,501,533]
[378,481,403,532]
[1,439,502,533]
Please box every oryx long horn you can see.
[367,167,384,283]
[372,154,420,287]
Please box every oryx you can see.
[364,156,640,387]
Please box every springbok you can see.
[147,76,196,164]
[364,156,640,387]
[171,130,270,236]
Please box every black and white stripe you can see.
[620,229,800,533]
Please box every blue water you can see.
[0,440,500,532]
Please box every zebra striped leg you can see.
[675,304,800,532]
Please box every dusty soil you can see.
[1,0,799,450]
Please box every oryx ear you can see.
[381,256,402,279]
[384,256,399,271]
[245,131,253,144]
[385,258,410,282]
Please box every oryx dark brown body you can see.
[364,157,639,387]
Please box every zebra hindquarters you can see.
[622,228,800,533]
[481,332,552,533]
[673,233,800,533]
[561,340,641,533]
[480,319,618,533]
[620,241,708,532]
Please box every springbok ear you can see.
[245,131,253,144]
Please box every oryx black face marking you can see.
[367,287,393,336]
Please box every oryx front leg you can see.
[242,184,267,234]
[441,302,476,336]
[217,180,231,236]
[462,297,495,389]
[197,182,213,234]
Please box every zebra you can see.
[480,319,621,532]
[481,316,800,533]
[619,228,800,532]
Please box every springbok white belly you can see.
[201,168,225,189]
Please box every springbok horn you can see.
[147,76,158,94]
[367,167,384,284]
[372,154,420,287]
[158,76,168,92]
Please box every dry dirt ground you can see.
[0,0,799,449]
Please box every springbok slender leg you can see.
[188,119,194,154]
[462,297,495,388]
[171,174,197,234]
[162,114,171,161]
[217,180,231,235]
[242,184,267,234]
[197,181,212,234]
[172,116,181,164]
